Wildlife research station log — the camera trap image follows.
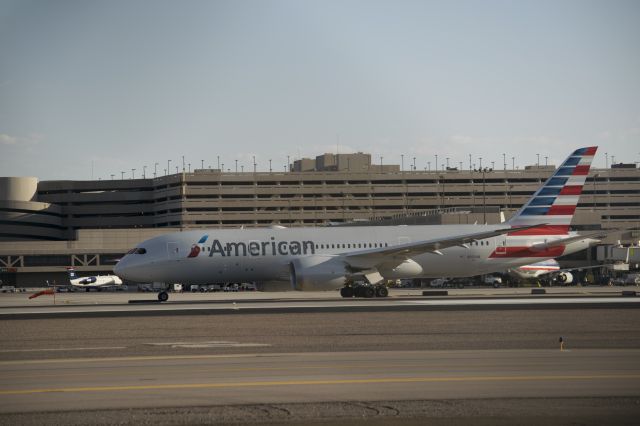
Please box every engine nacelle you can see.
[556,272,573,284]
[290,255,348,291]
[378,259,423,278]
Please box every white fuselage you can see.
[114,224,591,290]
[70,275,123,289]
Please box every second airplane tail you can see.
[506,146,597,236]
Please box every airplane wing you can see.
[530,229,615,251]
[343,224,544,270]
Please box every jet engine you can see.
[555,271,574,284]
[290,255,349,291]
[378,259,423,278]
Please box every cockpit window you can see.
[126,248,147,255]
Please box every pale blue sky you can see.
[1,0,639,180]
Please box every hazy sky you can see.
[1,0,639,180]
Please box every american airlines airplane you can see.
[114,147,600,302]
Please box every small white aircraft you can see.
[67,268,123,291]
[115,146,601,301]
[508,258,604,285]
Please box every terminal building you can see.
[1,152,639,286]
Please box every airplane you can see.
[114,146,600,302]
[66,268,123,291]
[508,258,604,285]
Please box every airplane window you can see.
[133,248,147,254]
[385,243,388,247]
[342,244,345,248]
[348,244,351,248]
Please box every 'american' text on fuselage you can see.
[209,238,315,257]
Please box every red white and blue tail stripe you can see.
[506,146,597,236]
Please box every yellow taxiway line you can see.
[2,374,639,396]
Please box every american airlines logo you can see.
[209,237,316,257]
[188,235,209,258]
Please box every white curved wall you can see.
[0,177,38,201]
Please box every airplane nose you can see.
[113,261,124,277]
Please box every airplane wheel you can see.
[375,286,389,298]
[363,287,375,298]
[340,287,354,298]
[158,291,169,302]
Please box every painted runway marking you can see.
[1,374,639,395]
[0,353,266,366]
[0,346,126,353]
[144,341,271,349]
[403,297,640,305]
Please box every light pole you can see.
[481,168,488,224]
[446,157,450,169]
[217,155,220,170]
[235,159,238,173]
[435,154,438,172]
[182,155,185,172]
[502,153,506,170]
[154,163,158,178]
[167,160,171,176]
[121,171,125,180]
[110,174,114,180]
[605,152,608,168]
[253,156,256,173]
[479,157,482,169]
[401,154,404,172]
[413,157,416,171]
[469,154,472,171]
[142,166,146,178]
[427,161,431,171]
[544,156,548,166]
[512,157,515,170]
[593,173,599,210]
[188,163,191,173]
[269,159,272,173]
[201,159,204,169]
[536,153,540,168]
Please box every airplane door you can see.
[167,242,180,260]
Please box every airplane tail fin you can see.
[66,267,77,281]
[506,146,597,235]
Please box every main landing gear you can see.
[157,290,169,302]
[340,284,388,298]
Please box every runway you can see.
[1,302,640,424]
[1,287,639,319]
